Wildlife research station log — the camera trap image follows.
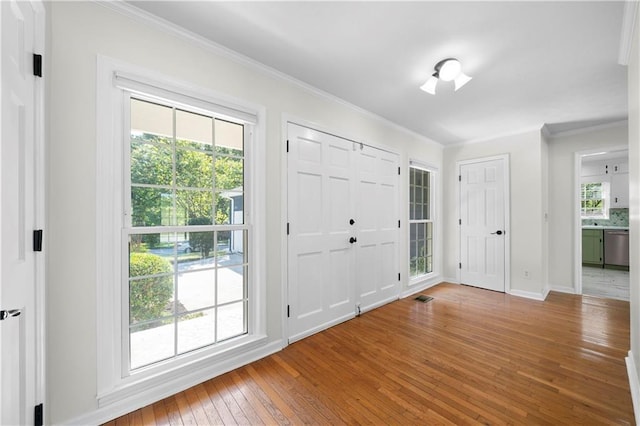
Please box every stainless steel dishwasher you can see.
[604,229,629,267]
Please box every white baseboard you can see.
[549,284,576,294]
[400,276,444,299]
[626,351,640,425]
[508,287,549,301]
[64,340,284,425]
[442,276,459,284]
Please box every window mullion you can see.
[213,118,218,226]
[171,108,179,359]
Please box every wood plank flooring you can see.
[106,283,635,425]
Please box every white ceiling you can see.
[127,1,628,145]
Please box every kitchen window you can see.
[581,182,609,219]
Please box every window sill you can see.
[97,333,268,408]
[409,272,437,286]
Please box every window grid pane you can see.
[580,182,606,218]
[409,166,433,278]
[127,96,249,371]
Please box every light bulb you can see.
[438,59,461,82]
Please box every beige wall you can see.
[546,124,628,291]
[442,129,547,296]
[47,2,443,423]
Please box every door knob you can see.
[349,219,355,225]
[490,230,503,235]
[349,237,357,244]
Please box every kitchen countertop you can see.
[582,225,629,230]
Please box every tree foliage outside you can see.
[130,133,244,247]
[129,252,173,325]
[188,217,214,257]
[581,182,605,217]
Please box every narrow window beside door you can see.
[409,166,434,278]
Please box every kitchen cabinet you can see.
[582,229,603,266]
[611,172,629,208]
[581,160,605,177]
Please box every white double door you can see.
[459,157,507,292]
[287,123,399,343]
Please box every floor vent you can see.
[414,295,433,303]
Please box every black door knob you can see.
[491,230,503,235]
[349,219,355,225]
[349,237,357,244]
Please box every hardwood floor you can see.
[106,283,634,425]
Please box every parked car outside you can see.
[177,241,193,253]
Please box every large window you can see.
[96,59,265,406]
[409,165,434,278]
[581,182,609,219]
[126,97,249,370]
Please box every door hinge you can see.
[459,262,462,269]
[35,403,43,426]
[33,54,42,77]
[33,229,43,252]
[459,175,462,182]
[286,139,289,153]
[459,219,462,225]
[398,167,401,175]
[286,223,290,235]
[287,305,290,318]
[398,220,401,228]
[398,273,401,281]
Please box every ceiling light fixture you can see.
[420,58,472,95]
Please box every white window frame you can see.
[96,56,266,408]
[580,181,610,219]
[408,160,437,284]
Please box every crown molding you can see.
[619,1,638,66]
[541,123,552,139]
[444,125,545,148]
[546,119,628,138]
[94,0,442,148]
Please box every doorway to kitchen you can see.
[576,149,629,301]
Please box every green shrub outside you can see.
[129,252,173,325]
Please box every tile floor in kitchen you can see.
[582,266,630,301]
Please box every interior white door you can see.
[355,146,400,312]
[287,124,357,343]
[1,1,40,424]
[459,158,506,292]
